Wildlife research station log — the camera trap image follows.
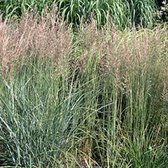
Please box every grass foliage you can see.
[0,0,156,28]
[0,14,168,167]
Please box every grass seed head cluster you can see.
[0,11,71,75]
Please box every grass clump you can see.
[0,0,157,29]
[0,13,168,167]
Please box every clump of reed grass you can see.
[0,12,168,167]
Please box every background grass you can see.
[0,13,168,167]
[0,0,157,29]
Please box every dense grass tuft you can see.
[0,13,168,167]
